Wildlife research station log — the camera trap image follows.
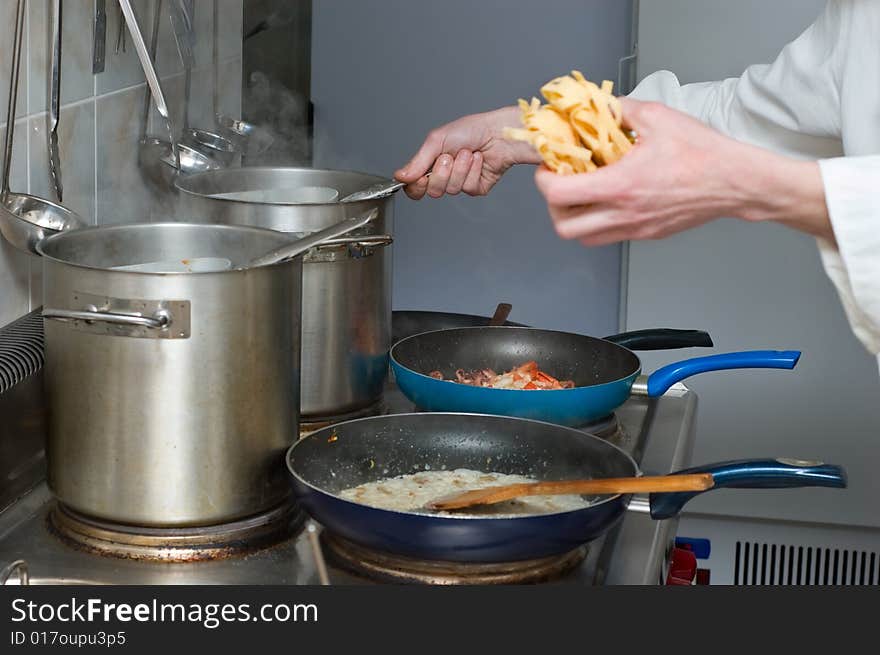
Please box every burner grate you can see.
[321,532,587,585]
[49,501,304,562]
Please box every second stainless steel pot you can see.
[37,222,302,527]
[175,167,394,418]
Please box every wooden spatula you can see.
[426,473,714,511]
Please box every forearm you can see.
[723,142,832,241]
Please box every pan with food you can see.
[286,413,845,562]
[390,326,799,426]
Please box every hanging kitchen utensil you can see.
[92,0,107,74]
[391,326,789,426]
[167,0,194,68]
[121,0,221,190]
[287,412,846,562]
[211,0,262,154]
[426,473,715,511]
[114,1,127,53]
[340,171,432,203]
[47,0,63,202]
[171,0,238,167]
[0,0,86,257]
[119,0,178,167]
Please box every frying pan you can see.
[286,413,846,562]
[391,309,714,350]
[390,326,799,426]
[392,310,527,344]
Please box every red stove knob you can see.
[666,547,698,585]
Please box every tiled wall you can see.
[0,0,243,327]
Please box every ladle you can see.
[211,0,262,154]
[0,0,86,257]
[173,0,238,166]
[121,0,221,182]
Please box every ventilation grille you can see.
[735,541,880,585]
[0,310,45,394]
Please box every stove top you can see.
[0,379,697,585]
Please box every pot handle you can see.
[646,350,801,397]
[604,328,713,350]
[312,234,393,251]
[649,458,847,519]
[248,208,379,267]
[42,307,170,330]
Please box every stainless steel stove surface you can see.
[0,380,697,585]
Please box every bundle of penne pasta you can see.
[504,71,634,174]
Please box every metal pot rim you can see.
[35,221,299,275]
[173,166,392,207]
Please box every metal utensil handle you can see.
[119,0,179,166]
[211,0,219,116]
[2,0,26,196]
[0,560,29,585]
[313,234,393,251]
[139,0,162,140]
[306,522,330,585]
[43,308,170,329]
[93,0,107,74]
[341,176,423,203]
[169,0,195,69]
[248,208,380,267]
[48,0,63,201]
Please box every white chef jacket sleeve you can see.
[628,1,844,157]
[628,1,880,356]
[816,157,880,355]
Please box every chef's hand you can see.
[395,106,542,199]
[535,97,833,246]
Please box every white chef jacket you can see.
[629,0,880,365]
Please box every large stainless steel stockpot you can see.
[175,167,394,418]
[37,223,302,527]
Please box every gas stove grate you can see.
[0,310,44,393]
[734,541,880,585]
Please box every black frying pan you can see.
[287,413,845,562]
[391,309,713,351]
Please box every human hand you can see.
[534,97,832,245]
[394,106,542,199]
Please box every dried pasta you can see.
[504,71,634,174]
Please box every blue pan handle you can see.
[604,328,713,350]
[646,350,801,397]
[650,458,847,519]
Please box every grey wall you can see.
[630,0,880,528]
[311,0,632,335]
